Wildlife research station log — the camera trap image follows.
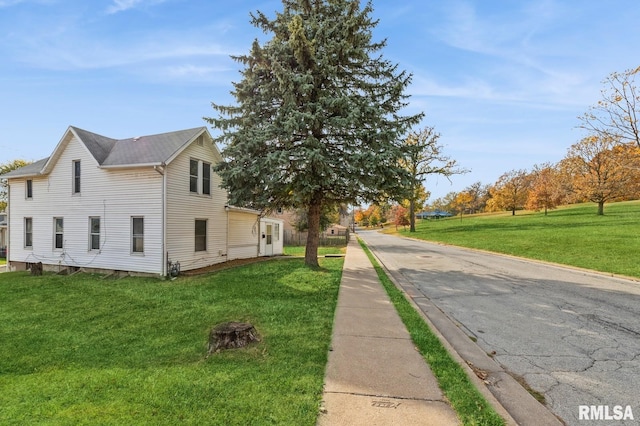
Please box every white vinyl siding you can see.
[7,134,164,274]
[227,211,259,260]
[5,129,265,275]
[166,139,228,271]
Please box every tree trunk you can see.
[207,322,260,355]
[597,201,605,215]
[31,262,43,276]
[409,197,416,232]
[305,194,322,267]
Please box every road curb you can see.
[365,242,564,426]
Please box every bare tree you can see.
[578,66,640,148]
[402,126,468,232]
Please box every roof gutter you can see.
[224,205,262,216]
[99,162,165,170]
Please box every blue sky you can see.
[1,0,639,201]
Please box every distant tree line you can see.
[356,65,640,227]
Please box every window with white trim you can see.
[189,159,198,193]
[26,179,33,199]
[73,160,81,194]
[89,217,100,250]
[195,219,207,252]
[54,217,63,249]
[132,217,144,253]
[202,162,211,195]
[189,159,212,196]
[24,217,33,248]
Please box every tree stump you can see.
[31,262,43,276]
[207,322,260,355]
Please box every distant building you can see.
[415,210,453,219]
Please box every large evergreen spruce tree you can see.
[206,0,422,266]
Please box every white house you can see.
[1,126,283,277]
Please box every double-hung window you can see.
[202,162,211,195]
[195,219,207,252]
[131,217,144,253]
[189,159,211,195]
[26,179,33,199]
[73,160,81,194]
[189,159,199,193]
[89,217,100,250]
[54,218,63,249]
[24,217,33,248]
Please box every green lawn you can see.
[401,200,640,278]
[283,246,346,257]
[0,257,343,425]
[0,258,6,266]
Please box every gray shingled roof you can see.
[0,157,49,178]
[72,127,118,165]
[0,126,209,178]
[100,127,206,166]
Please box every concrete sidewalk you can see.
[317,238,460,426]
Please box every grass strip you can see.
[358,238,505,426]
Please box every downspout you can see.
[257,217,261,257]
[154,165,167,277]
[226,206,230,260]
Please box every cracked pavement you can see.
[359,230,640,426]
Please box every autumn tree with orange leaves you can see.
[487,169,531,215]
[454,191,473,220]
[390,204,410,229]
[561,135,640,215]
[525,163,566,215]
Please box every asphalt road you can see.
[358,229,640,426]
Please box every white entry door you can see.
[265,224,273,256]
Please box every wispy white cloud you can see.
[166,64,230,78]
[14,34,234,71]
[105,0,168,14]
[411,0,608,109]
